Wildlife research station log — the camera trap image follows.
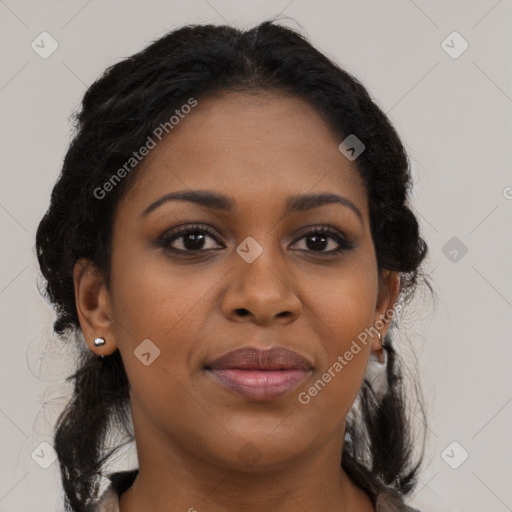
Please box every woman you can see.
[36,19,430,512]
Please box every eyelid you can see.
[291,224,348,241]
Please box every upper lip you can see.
[205,346,313,371]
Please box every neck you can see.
[118,416,375,512]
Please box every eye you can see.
[157,224,354,256]
[291,226,354,255]
[158,224,222,253]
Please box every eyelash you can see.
[157,223,354,257]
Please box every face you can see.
[74,90,399,472]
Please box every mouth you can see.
[204,346,313,401]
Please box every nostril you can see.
[236,308,250,316]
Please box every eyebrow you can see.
[141,189,363,224]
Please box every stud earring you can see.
[94,337,106,347]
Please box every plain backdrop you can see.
[0,1,511,511]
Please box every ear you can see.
[73,258,117,356]
[371,269,401,361]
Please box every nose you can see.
[221,245,302,326]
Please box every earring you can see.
[376,331,385,364]
[93,337,106,347]
[365,331,388,398]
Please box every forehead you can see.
[118,90,368,219]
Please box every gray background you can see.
[1,1,511,511]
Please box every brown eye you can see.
[159,224,222,253]
[291,226,354,255]
[157,224,354,257]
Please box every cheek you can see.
[108,249,228,399]
[109,247,223,342]
[299,265,377,407]
[304,264,377,349]
[108,251,215,416]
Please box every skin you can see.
[74,90,400,512]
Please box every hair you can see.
[35,19,431,512]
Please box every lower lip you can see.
[207,368,311,401]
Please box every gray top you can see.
[90,470,421,512]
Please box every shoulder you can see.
[92,469,422,512]
[375,484,422,512]
[89,469,138,512]
[89,486,120,512]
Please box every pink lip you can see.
[208,368,311,400]
[205,346,313,401]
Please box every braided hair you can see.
[35,19,431,512]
